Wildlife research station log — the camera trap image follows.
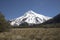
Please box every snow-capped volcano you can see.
[10,10,51,26]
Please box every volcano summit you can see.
[10,10,51,26]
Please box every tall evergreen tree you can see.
[0,12,10,32]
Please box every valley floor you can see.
[0,28,60,40]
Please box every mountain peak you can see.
[26,10,36,15]
[28,10,34,12]
[10,10,51,26]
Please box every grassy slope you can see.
[0,28,60,40]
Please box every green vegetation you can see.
[12,23,60,28]
[0,12,10,32]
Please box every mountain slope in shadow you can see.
[43,13,60,24]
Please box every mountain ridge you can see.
[43,13,60,24]
[10,10,51,26]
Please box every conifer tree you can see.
[0,12,10,32]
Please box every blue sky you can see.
[0,0,60,20]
